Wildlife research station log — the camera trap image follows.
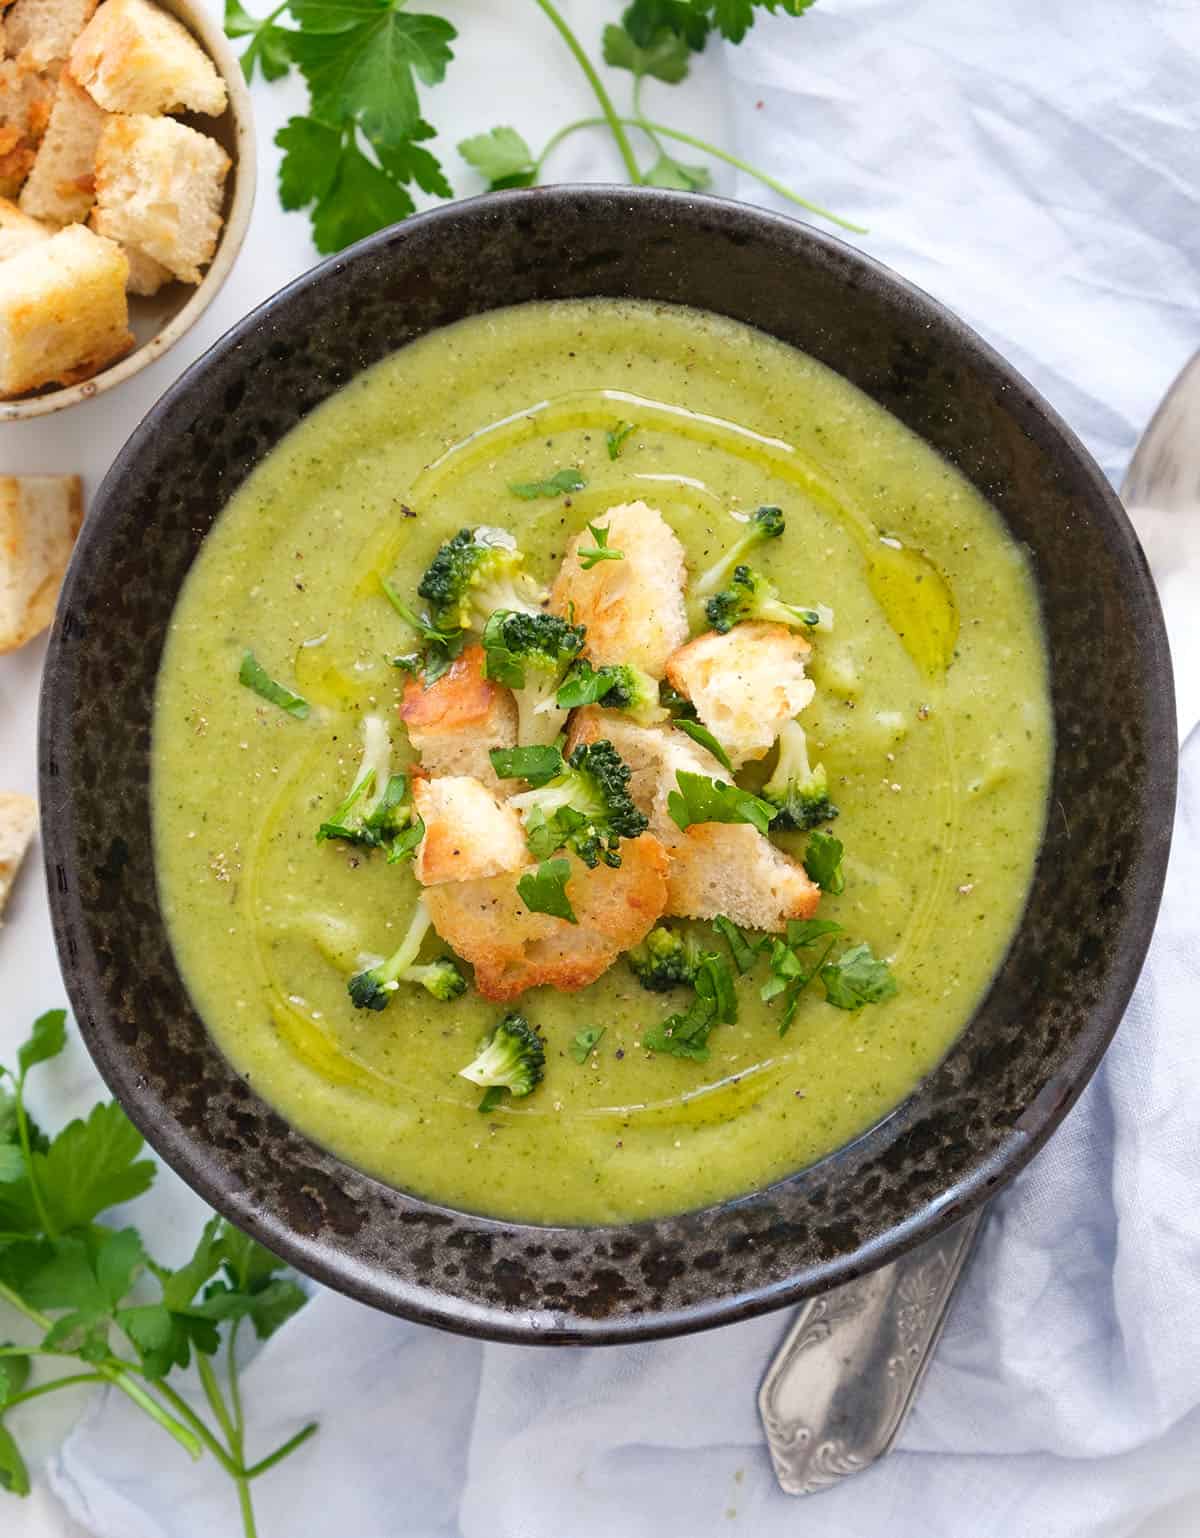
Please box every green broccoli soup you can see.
[152,298,1051,1226]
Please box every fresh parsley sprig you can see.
[578,523,624,570]
[225,0,864,255]
[0,1013,315,1532]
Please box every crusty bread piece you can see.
[0,60,56,197]
[91,114,229,284]
[551,501,689,679]
[0,222,130,396]
[425,833,669,1002]
[6,0,97,72]
[19,69,105,224]
[0,194,49,258]
[119,235,168,294]
[399,643,517,790]
[666,623,815,766]
[411,775,527,886]
[0,474,83,651]
[566,709,819,930]
[69,0,226,115]
[0,791,37,920]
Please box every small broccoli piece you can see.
[347,898,468,1010]
[459,1013,546,1105]
[763,718,839,830]
[509,739,648,867]
[705,565,833,635]
[417,526,548,632]
[482,609,587,745]
[626,924,706,992]
[557,659,667,724]
[317,715,419,861]
[694,506,786,597]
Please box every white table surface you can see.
[0,2,1194,1532]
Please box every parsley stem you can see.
[244,1421,319,1480]
[103,1368,204,1459]
[0,1280,51,1330]
[1,1372,105,1409]
[199,1330,258,1538]
[149,1376,245,1478]
[530,0,642,184]
[14,1074,57,1240]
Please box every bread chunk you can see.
[551,501,689,679]
[91,113,229,284]
[424,833,669,1001]
[399,643,517,790]
[411,775,527,886]
[0,474,83,650]
[5,0,97,72]
[666,622,815,766]
[0,223,129,395]
[118,235,169,294]
[0,792,37,919]
[0,195,50,259]
[19,70,105,224]
[69,0,225,115]
[0,61,56,196]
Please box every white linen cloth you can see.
[12,0,1200,1533]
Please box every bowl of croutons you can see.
[0,0,254,418]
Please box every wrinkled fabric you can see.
[48,1,1200,1534]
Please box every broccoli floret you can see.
[557,660,667,724]
[347,899,468,1010]
[417,526,548,632]
[694,506,786,597]
[459,1013,546,1103]
[317,715,419,861]
[705,565,834,635]
[763,718,839,830]
[509,739,648,867]
[482,609,587,745]
[627,924,705,991]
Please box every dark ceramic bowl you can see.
[41,188,1176,1344]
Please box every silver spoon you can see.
[759,354,1198,1494]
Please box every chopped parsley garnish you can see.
[570,1027,606,1063]
[666,770,777,836]
[577,522,624,570]
[516,857,577,923]
[606,420,636,459]
[489,744,567,786]
[712,914,762,974]
[819,942,898,1011]
[238,651,310,719]
[803,828,845,894]
[509,468,587,500]
[672,718,733,773]
[644,950,737,1061]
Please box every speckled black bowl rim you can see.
[41,187,1176,1345]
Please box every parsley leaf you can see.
[667,770,776,835]
[509,468,587,500]
[0,1424,29,1496]
[459,125,537,189]
[34,1101,156,1232]
[17,1008,66,1078]
[239,651,311,719]
[672,718,732,772]
[578,522,624,570]
[644,951,736,1060]
[489,745,567,786]
[712,914,761,973]
[713,0,818,44]
[786,917,844,948]
[517,858,577,923]
[645,153,712,191]
[224,0,293,80]
[603,21,691,82]
[0,1353,30,1406]
[570,1028,606,1063]
[803,828,845,894]
[606,421,636,459]
[623,0,710,51]
[819,942,898,1011]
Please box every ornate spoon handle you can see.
[758,1208,985,1494]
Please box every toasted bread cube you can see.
[399,643,517,789]
[19,70,105,224]
[0,792,37,919]
[0,474,83,651]
[91,114,228,284]
[551,501,689,679]
[0,194,50,258]
[0,223,130,395]
[119,237,168,294]
[411,775,528,886]
[5,0,97,72]
[0,60,56,196]
[666,623,815,766]
[69,0,226,115]
[425,833,669,1001]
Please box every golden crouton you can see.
[551,501,689,679]
[0,791,37,919]
[411,775,528,887]
[0,195,49,259]
[399,643,517,789]
[90,113,229,284]
[5,0,97,73]
[0,474,83,651]
[566,709,818,931]
[68,0,226,115]
[117,234,169,294]
[0,222,130,396]
[424,832,669,1001]
[20,69,105,225]
[666,623,815,766]
[0,61,56,197]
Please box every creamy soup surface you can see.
[152,298,1051,1225]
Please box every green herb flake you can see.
[712,914,761,974]
[516,857,577,923]
[458,124,536,189]
[509,468,587,500]
[489,745,567,786]
[666,770,776,836]
[238,651,310,719]
[803,828,845,894]
[672,718,733,773]
[819,942,898,1011]
[605,420,637,459]
[570,1027,606,1064]
[577,522,625,571]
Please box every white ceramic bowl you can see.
[0,0,256,422]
